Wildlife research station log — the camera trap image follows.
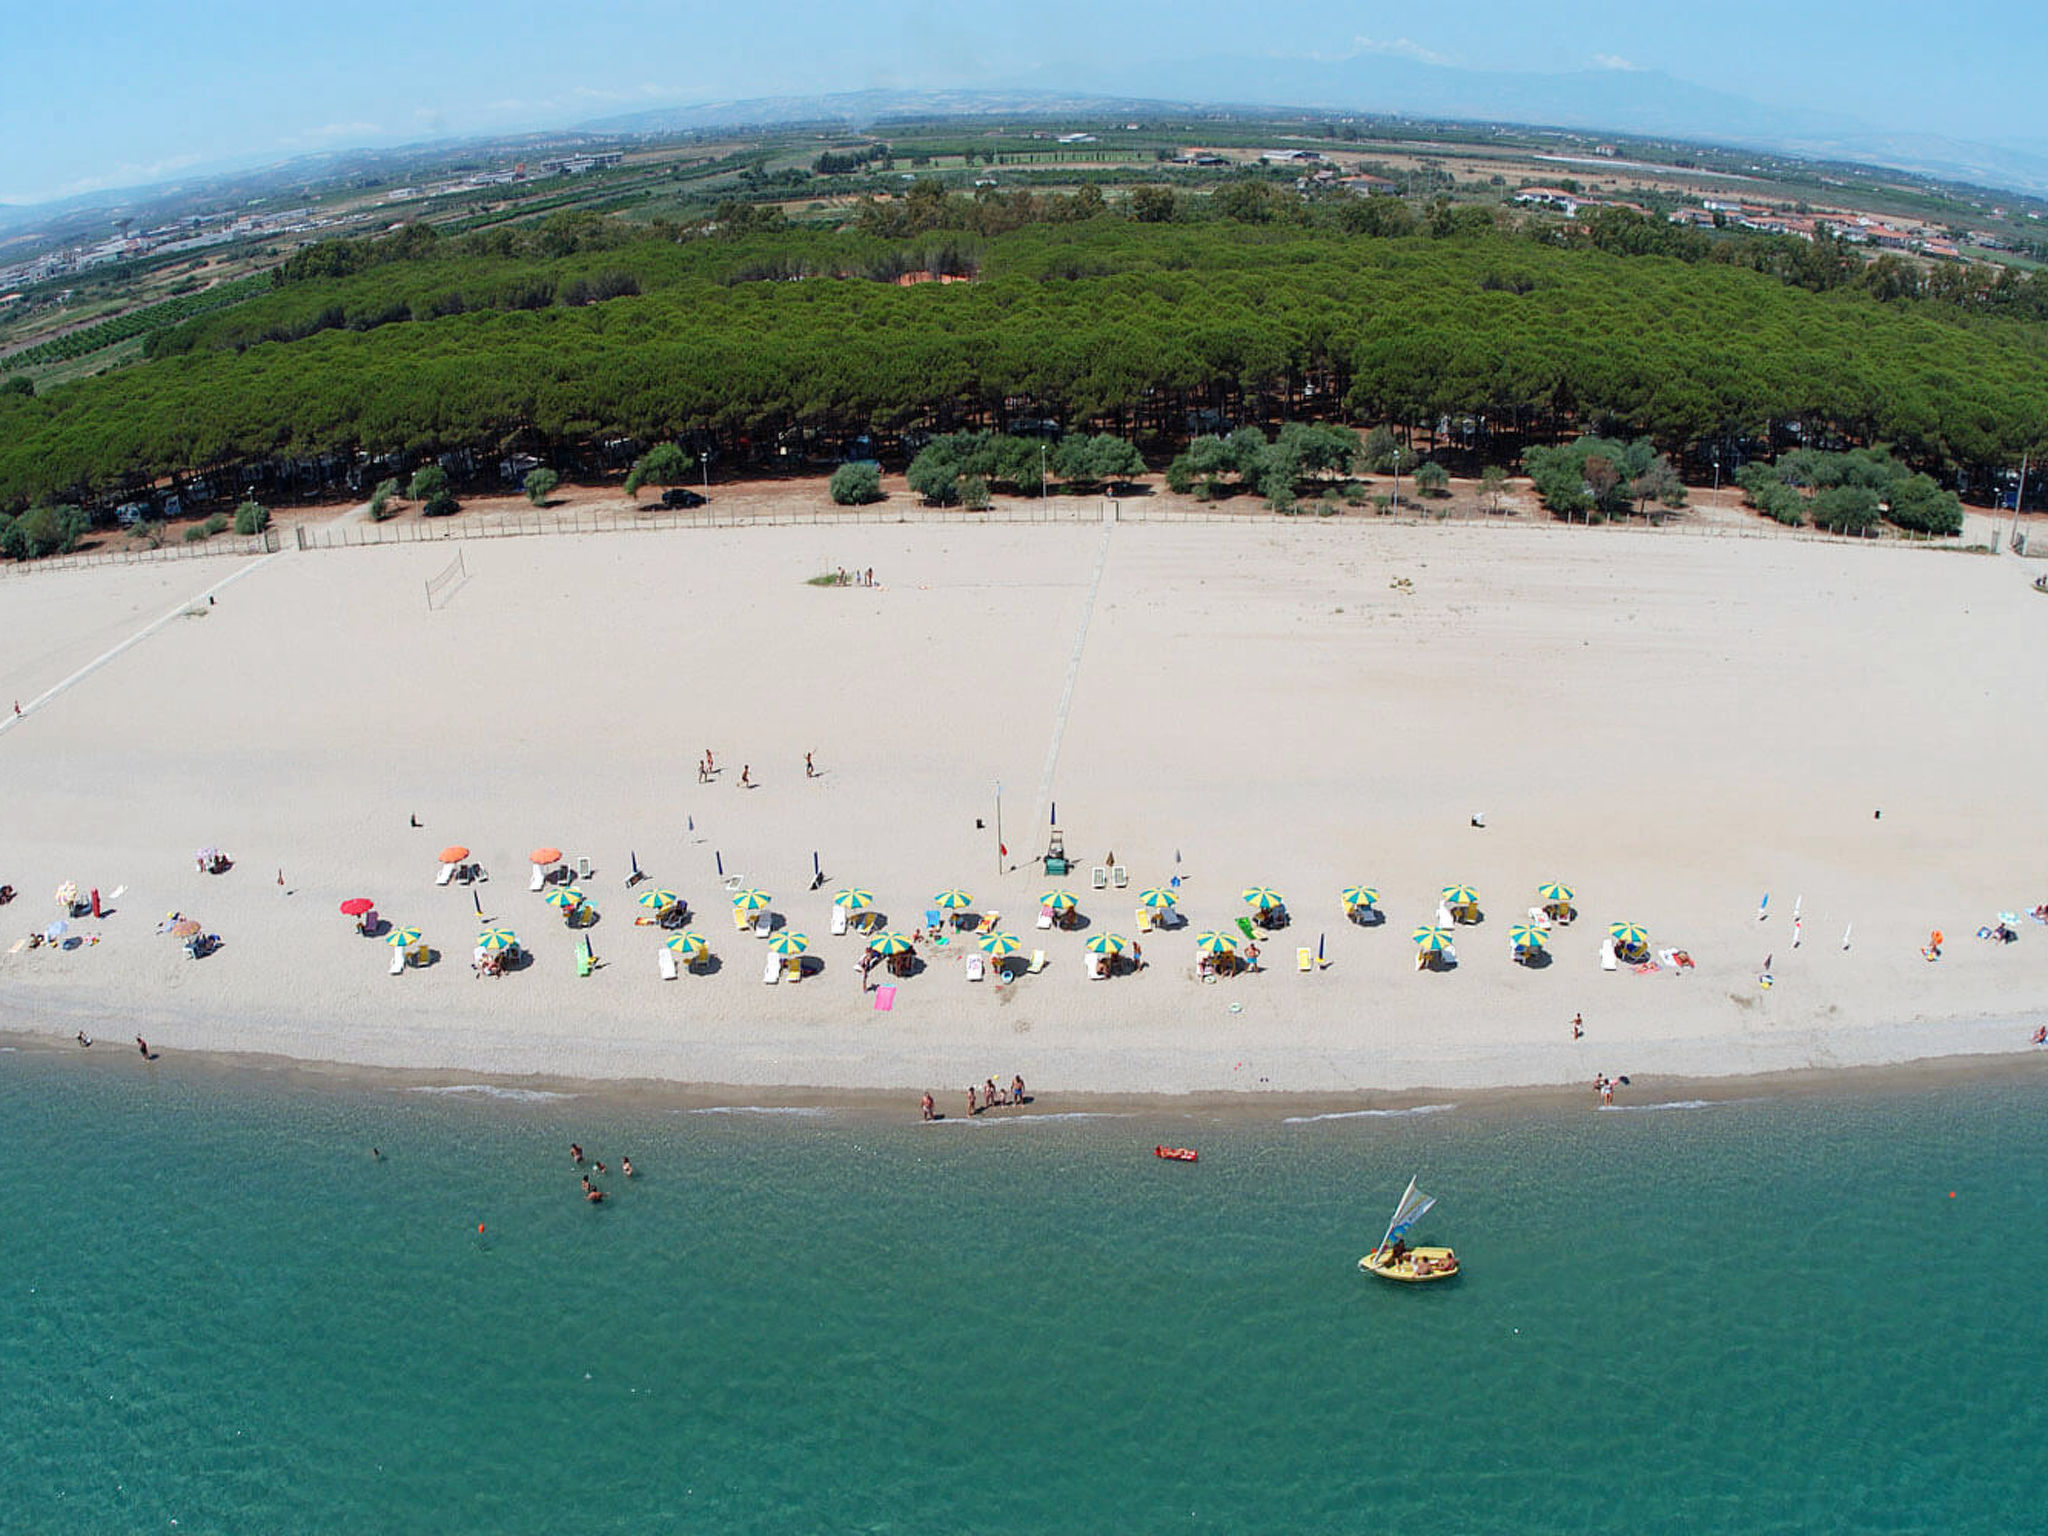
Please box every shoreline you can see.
[8,1024,2047,1122]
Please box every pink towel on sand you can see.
[874,985,896,1011]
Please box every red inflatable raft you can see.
[1154,1146,1199,1162]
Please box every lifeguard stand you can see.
[1042,828,1069,877]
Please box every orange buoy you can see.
[1154,1146,1198,1163]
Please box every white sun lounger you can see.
[389,946,406,975]
[1037,906,1054,929]
[1601,938,1618,972]
[1111,865,1128,888]
[1091,865,1108,890]
[1088,953,1108,979]
[753,913,774,938]
[437,863,457,886]
[531,864,545,892]
[965,952,986,982]
[830,905,848,937]
[762,951,781,984]
[659,948,678,981]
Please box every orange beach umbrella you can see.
[438,846,470,864]
[529,846,562,865]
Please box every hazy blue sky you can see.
[5,0,2042,205]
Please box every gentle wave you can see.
[1283,1103,1458,1124]
[928,1111,1134,1126]
[406,1084,580,1103]
[685,1105,831,1117]
[1597,1098,1757,1114]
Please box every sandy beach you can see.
[5,512,2047,1097]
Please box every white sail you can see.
[1377,1176,1437,1252]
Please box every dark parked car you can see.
[660,488,707,508]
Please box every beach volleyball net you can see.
[424,549,468,610]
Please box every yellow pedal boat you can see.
[1358,1176,1459,1282]
[1359,1244,1460,1282]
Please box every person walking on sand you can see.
[740,765,752,789]
[1130,939,1143,972]
[1012,1074,1025,1104]
[136,1036,149,1058]
[966,1085,979,1117]
[805,752,815,779]
[921,1093,935,1121]
[1572,1012,1583,1040]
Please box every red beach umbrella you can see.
[339,898,375,917]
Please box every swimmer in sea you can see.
[570,1143,584,1165]
[586,1187,606,1203]
[580,1175,592,1195]
[621,1157,634,1178]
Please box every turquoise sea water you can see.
[4,1050,2046,1534]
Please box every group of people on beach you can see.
[570,1141,634,1203]
[919,1076,1027,1119]
[696,747,820,787]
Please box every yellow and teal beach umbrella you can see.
[832,887,874,910]
[1508,924,1548,951]
[1137,887,1177,910]
[543,887,585,910]
[731,888,773,914]
[1039,890,1078,912]
[867,931,914,956]
[1193,930,1237,954]
[1084,932,1126,955]
[979,931,1023,957]
[386,926,422,948]
[477,928,518,952]
[665,932,708,956]
[1341,885,1379,911]
[1609,923,1649,951]
[933,888,975,911]
[1537,883,1574,906]
[1241,886,1285,910]
[635,887,679,910]
[1441,885,1478,908]
[766,930,809,956]
[1411,925,1455,952]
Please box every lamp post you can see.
[1040,443,1047,505]
[2010,448,2030,555]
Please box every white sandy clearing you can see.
[3,519,2046,1096]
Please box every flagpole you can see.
[994,780,1003,877]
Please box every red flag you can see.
[999,843,1008,857]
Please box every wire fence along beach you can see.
[0,497,1992,583]
[1,528,280,577]
[285,500,1980,553]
